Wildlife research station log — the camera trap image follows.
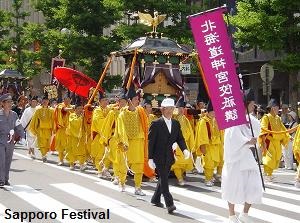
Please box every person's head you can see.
[63,91,71,105]
[75,104,83,116]
[17,95,27,107]
[267,98,279,116]
[143,100,153,114]
[281,104,289,114]
[42,92,49,107]
[206,100,215,117]
[288,111,297,122]
[126,86,140,108]
[0,93,13,110]
[243,88,256,113]
[99,92,109,108]
[196,93,206,110]
[116,89,128,108]
[30,96,38,108]
[50,99,57,108]
[176,96,186,115]
[161,98,175,119]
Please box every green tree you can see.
[230,0,300,106]
[32,0,124,91]
[0,9,11,70]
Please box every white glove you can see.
[15,119,21,126]
[148,159,156,170]
[172,143,177,151]
[20,138,27,145]
[183,149,190,159]
[8,129,15,143]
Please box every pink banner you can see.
[189,7,247,129]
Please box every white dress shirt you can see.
[162,116,172,133]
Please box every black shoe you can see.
[167,205,176,214]
[5,181,10,186]
[0,182,4,187]
[151,201,164,208]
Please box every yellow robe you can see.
[90,106,110,171]
[117,107,145,187]
[66,113,85,165]
[293,126,300,180]
[259,114,290,175]
[29,107,54,156]
[171,114,195,175]
[54,103,72,160]
[195,115,222,181]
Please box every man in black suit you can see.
[148,98,190,214]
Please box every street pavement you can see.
[0,145,299,223]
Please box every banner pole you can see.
[87,57,112,105]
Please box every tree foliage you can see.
[230,0,300,72]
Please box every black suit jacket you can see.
[148,117,188,166]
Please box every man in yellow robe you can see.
[54,93,73,165]
[142,100,158,182]
[66,101,86,171]
[91,93,111,177]
[171,96,195,186]
[259,99,290,182]
[293,126,300,188]
[117,87,146,196]
[29,93,54,162]
[195,101,223,186]
[102,91,128,185]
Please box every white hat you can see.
[161,98,175,107]
[288,111,297,120]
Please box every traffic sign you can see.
[260,63,274,82]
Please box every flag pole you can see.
[87,56,112,105]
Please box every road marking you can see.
[15,152,228,222]
[156,183,300,223]
[52,183,172,223]
[93,181,227,223]
[13,152,300,223]
[185,179,300,214]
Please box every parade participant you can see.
[90,92,111,178]
[54,92,73,165]
[283,111,297,170]
[259,99,290,182]
[12,95,27,118]
[116,86,147,195]
[280,104,289,126]
[29,93,54,162]
[293,127,300,188]
[20,96,38,158]
[66,99,86,171]
[142,100,158,182]
[171,96,194,186]
[221,89,263,223]
[148,98,190,214]
[102,90,128,185]
[143,100,157,123]
[0,93,24,187]
[194,101,223,186]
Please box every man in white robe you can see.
[221,89,263,223]
[20,96,38,158]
